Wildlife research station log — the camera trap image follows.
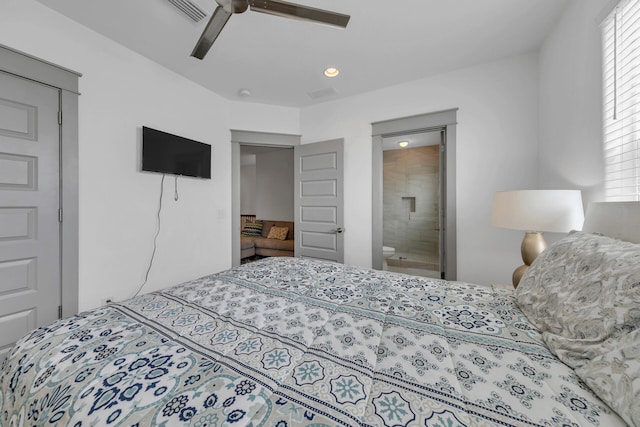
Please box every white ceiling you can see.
[35,0,569,108]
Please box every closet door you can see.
[0,71,61,359]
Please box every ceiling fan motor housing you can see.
[216,0,249,13]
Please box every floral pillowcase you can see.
[515,231,640,426]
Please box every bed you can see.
[1,203,638,426]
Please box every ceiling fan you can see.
[191,0,350,59]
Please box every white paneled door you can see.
[294,139,344,262]
[0,72,61,359]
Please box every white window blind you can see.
[602,0,640,201]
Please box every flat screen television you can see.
[142,126,211,179]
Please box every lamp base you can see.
[512,232,547,288]
[521,231,547,265]
[512,265,529,288]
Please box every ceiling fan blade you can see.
[191,6,233,60]
[249,0,350,28]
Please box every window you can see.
[602,0,640,201]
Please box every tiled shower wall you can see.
[383,145,440,261]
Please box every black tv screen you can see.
[142,126,211,179]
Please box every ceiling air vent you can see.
[307,87,338,100]
[168,0,207,23]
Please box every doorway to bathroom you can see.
[371,109,457,280]
[382,131,442,278]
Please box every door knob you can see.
[333,227,344,234]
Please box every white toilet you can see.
[382,245,395,259]
[382,246,395,270]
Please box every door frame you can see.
[230,130,300,267]
[371,109,458,280]
[0,44,80,317]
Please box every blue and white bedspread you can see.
[0,257,625,426]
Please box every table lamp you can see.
[491,190,584,287]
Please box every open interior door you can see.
[294,139,344,262]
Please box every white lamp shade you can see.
[491,190,585,233]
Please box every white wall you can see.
[255,149,294,221]
[0,1,299,310]
[538,0,610,208]
[301,54,541,286]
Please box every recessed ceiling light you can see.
[323,67,340,78]
[398,141,409,148]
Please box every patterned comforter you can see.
[0,257,625,426]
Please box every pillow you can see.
[516,231,640,347]
[575,328,640,426]
[266,226,288,240]
[241,221,263,237]
[515,231,640,425]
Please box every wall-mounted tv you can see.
[142,126,211,179]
